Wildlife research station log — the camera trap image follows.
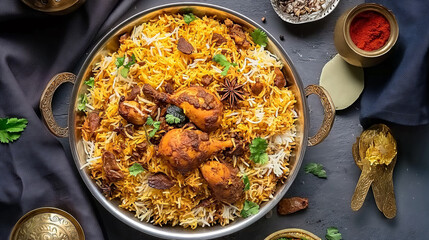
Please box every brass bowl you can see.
[334,3,399,67]
[21,0,85,15]
[265,228,322,240]
[9,207,85,240]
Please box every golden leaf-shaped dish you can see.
[351,124,397,218]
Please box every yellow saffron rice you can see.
[80,13,297,228]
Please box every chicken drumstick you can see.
[200,161,244,204]
[143,84,223,132]
[158,128,233,174]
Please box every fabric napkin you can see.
[0,1,136,239]
[360,0,429,127]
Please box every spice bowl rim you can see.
[264,228,322,240]
[342,3,399,58]
[270,0,341,24]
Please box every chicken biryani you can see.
[79,13,297,228]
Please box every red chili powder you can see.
[349,11,390,51]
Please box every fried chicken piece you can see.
[118,96,148,125]
[212,33,227,47]
[126,85,141,101]
[274,67,287,88]
[83,111,101,139]
[200,161,244,204]
[158,129,233,174]
[143,84,223,132]
[224,19,250,49]
[102,151,124,182]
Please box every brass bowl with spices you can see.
[334,3,399,67]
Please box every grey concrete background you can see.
[52,0,429,239]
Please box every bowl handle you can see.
[305,85,335,146]
[39,72,76,138]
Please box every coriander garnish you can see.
[250,28,268,47]
[304,162,327,178]
[243,174,250,191]
[84,77,94,88]
[241,200,259,218]
[129,163,145,176]
[77,94,88,112]
[0,117,28,143]
[183,13,196,24]
[146,116,161,138]
[213,54,238,76]
[116,54,136,78]
[249,137,269,164]
[326,226,342,240]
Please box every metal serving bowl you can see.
[39,3,335,239]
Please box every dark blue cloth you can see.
[0,1,136,239]
[360,0,429,127]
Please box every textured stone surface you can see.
[53,0,429,239]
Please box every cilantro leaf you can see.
[213,54,237,76]
[77,94,88,111]
[115,56,125,68]
[243,174,250,191]
[304,163,327,178]
[124,54,136,68]
[221,65,231,76]
[84,77,94,88]
[145,116,161,138]
[117,54,136,78]
[326,227,342,240]
[184,13,196,24]
[0,118,28,143]
[129,163,145,176]
[120,67,129,78]
[213,54,230,66]
[250,29,268,47]
[166,114,182,124]
[149,121,161,138]
[241,200,259,218]
[146,116,154,126]
[249,137,269,164]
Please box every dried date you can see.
[277,197,308,215]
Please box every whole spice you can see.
[350,11,390,51]
[177,37,194,54]
[251,82,264,95]
[279,0,326,17]
[218,78,245,107]
[148,172,175,189]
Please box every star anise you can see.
[218,78,245,107]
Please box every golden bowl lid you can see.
[9,207,85,240]
[265,228,322,240]
[21,0,85,15]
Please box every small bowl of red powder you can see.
[334,3,399,67]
